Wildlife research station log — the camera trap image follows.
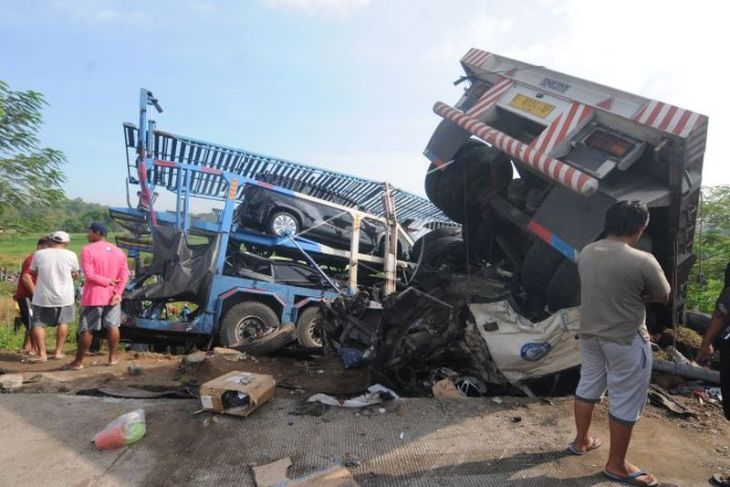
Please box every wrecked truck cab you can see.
[424,49,707,328]
[320,50,708,398]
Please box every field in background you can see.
[0,233,91,269]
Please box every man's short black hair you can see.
[37,236,49,246]
[88,222,108,236]
[604,200,650,237]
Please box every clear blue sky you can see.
[2,0,725,211]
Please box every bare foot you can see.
[62,362,84,371]
[51,353,66,360]
[27,356,48,364]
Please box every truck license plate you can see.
[509,94,555,118]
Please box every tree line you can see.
[0,197,122,234]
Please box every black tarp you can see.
[126,226,220,304]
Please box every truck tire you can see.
[424,141,511,223]
[521,240,564,295]
[409,229,466,284]
[219,301,294,354]
[296,306,323,349]
[238,323,296,355]
[411,227,462,265]
[546,260,580,312]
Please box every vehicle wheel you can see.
[424,141,512,223]
[219,301,294,354]
[268,211,299,237]
[239,323,296,355]
[410,227,462,264]
[409,228,466,284]
[296,307,323,348]
[546,260,580,312]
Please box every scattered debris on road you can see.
[94,409,147,449]
[127,363,144,376]
[307,384,399,408]
[252,457,292,487]
[0,373,24,391]
[199,371,275,416]
[252,457,359,487]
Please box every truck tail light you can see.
[584,128,634,158]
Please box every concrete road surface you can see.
[0,393,723,486]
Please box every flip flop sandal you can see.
[603,469,659,486]
[567,437,602,455]
[712,473,730,486]
[61,363,84,371]
[23,357,48,364]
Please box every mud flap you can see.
[423,119,471,166]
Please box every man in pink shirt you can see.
[66,223,129,369]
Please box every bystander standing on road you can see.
[28,231,80,362]
[66,223,129,370]
[569,201,670,487]
[695,263,730,486]
[13,236,50,357]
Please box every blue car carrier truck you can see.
[113,89,452,352]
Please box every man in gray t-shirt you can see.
[578,238,670,345]
[569,201,669,487]
[29,231,80,362]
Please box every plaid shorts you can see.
[78,305,122,333]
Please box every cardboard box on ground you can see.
[199,371,276,416]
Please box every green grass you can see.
[0,233,92,269]
[0,318,80,353]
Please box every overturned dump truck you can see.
[321,49,709,396]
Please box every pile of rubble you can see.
[319,264,722,401]
[319,263,585,397]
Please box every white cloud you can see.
[424,14,515,65]
[260,0,370,17]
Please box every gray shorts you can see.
[575,333,652,425]
[31,305,75,328]
[78,305,122,333]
